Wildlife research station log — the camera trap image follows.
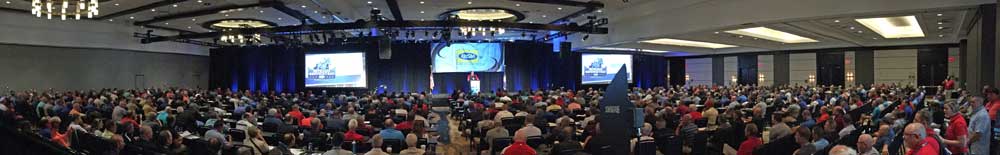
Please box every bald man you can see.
[903,123,938,155]
[502,129,536,155]
[398,134,425,155]
[828,145,858,155]
[631,123,654,153]
[856,134,878,155]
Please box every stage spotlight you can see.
[521,32,526,37]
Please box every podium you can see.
[468,72,481,94]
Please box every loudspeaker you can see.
[378,37,392,59]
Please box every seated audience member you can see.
[769,112,792,140]
[903,123,938,155]
[287,105,304,121]
[245,126,271,155]
[344,119,365,142]
[134,125,159,151]
[872,124,893,152]
[300,111,317,128]
[856,134,878,155]
[828,145,858,155]
[502,129,536,155]
[111,134,126,155]
[323,133,352,155]
[396,114,415,131]
[324,112,346,132]
[399,134,426,155]
[517,114,542,138]
[485,121,510,153]
[365,135,390,155]
[630,123,654,154]
[205,120,229,146]
[49,117,73,148]
[263,108,284,131]
[236,112,256,130]
[549,126,583,155]
[794,127,815,155]
[380,119,405,141]
[738,124,762,155]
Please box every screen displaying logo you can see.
[455,49,480,64]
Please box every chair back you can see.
[526,136,544,148]
[491,137,513,155]
[382,139,403,153]
[229,129,247,142]
[635,140,657,155]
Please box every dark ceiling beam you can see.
[143,24,197,34]
[134,2,279,26]
[96,0,189,20]
[385,0,404,21]
[508,0,604,8]
[271,3,318,25]
[143,20,609,43]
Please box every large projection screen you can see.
[305,53,367,88]
[581,54,633,84]
[431,43,504,73]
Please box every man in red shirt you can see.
[942,77,955,90]
[287,105,304,121]
[737,124,762,155]
[985,88,1000,120]
[903,123,939,155]
[299,111,315,128]
[502,129,536,155]
[941,103,968,155]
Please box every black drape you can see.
[370,43,432,93]
[504,42,565,91]
[737,55,758,85]
[634,54,668,88]
[210,46,303,93]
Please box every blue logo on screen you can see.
[458,52,478,60]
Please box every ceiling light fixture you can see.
[467,1,471,5]
[301,5,306,8]
[367,1,372,4]
[515,3,520,7]
[855,15,925,38]
[834,20,840,23]
[447,8,522,22]
[420,11,424,14]
[936,13,942,16]
[557,7,562,10]
[172,4,177,7]
[31,0,100,20]
[151,9,155,12]
[192,18,196,21]
[419,1,424,4]
[641,38,737,49]
[724,27,818,43]
[129,16,134,19]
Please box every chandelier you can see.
[31,0,100,20]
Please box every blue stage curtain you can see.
[210,46,303,93]
[370,43,432,93]
[633,54,668,88]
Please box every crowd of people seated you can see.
[0,80,997,155]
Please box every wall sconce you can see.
[846,72,855,82]
[731,75,738,84]
[807,74,816,83]
[685,74,691,82]
[758,74,765,82]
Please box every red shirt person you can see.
[904,123,939,155]
[737,124,762,155]
[502,130,537,155]
[941,103,968,154]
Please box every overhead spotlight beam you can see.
[385,0,404,21]
[96,0,189,20]
[134,2,279,26]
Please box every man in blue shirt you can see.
[967,97,991,155]
[379,119,405,141]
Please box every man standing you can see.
[967,97,991,155]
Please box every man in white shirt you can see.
[494,103,513,122]
[517,115,542,137]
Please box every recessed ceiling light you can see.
[515,3,520,7]
[467,1,472,4]
[129,16,134,19]
[849,27,854,30]
[640,38,737,49]
[197,0,202,3]
[557,7,563,10]
[542,15,547,18]
[938,26,944,29]
[314,11,319,14]
[151,9,156,12]
[855,15,925,38]
[937,22,943,25]
[420,19,425,21]
[187,26,192,29]
[936,13,943,16]
[419,1,424,4]
[172,4,177,7]
[714,32,720,34]
[586,47,670,53]
[321,16,326,18]
[597,10,603,13]
[834,20,840,23]
[301,5,307,8]
[192,18,196,21]
[857,31,863,33]
[738,35,744,38]
[108,19,113,21]
[260,10,264,13]
[420,11,424,14]
[224,14,229,17]
[278,18,283,20]
[873,37,878,40]
[114,3,119,6]
[164,22,169,25]
[367,1,372,4]
[939,34,944,37]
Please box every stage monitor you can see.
[305,53,367,88]
[581,54,632,84]
[431,43,504,73]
